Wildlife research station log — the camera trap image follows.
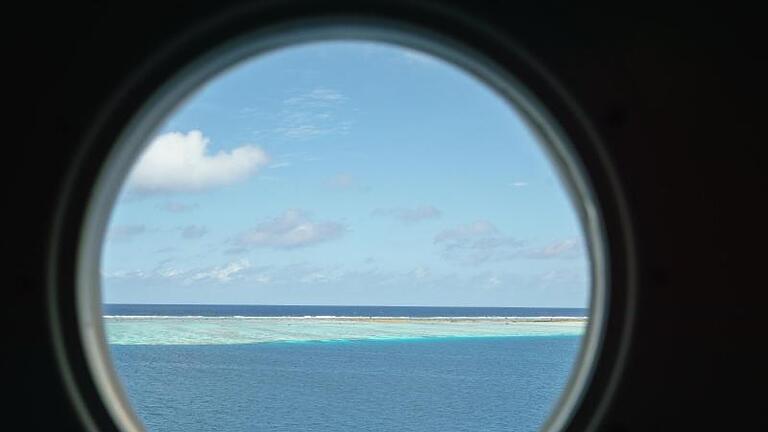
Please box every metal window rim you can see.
[47,14,636,432]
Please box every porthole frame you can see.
[48,6,636,432]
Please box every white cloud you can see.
[190,260,251,283]
[128,130,270,193]
[104,269,148,279]
[510,181,528,187]
[235,209,346,250]
[373,205,442,223]
[157,267,184,279]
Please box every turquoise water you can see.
[105,316,586,345]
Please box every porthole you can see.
[66,19,615,432]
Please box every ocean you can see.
[105,305,587,432]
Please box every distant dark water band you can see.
[103,304,589,317]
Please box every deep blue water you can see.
[104,303,587,318]
[108,305,585,432]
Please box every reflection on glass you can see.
[102,41,589,432]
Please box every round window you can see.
[77,24,606,432]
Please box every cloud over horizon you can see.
[103,259,587,307]
[523,239,581,259]
[434,220,524,264]
[188,259,253,283]
[128,130,270,194]
[434,221,582,264]
[234,209,346,250]
[373,205,442,223]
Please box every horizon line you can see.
[103,302,588,309]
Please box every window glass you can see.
[102,41,590,432]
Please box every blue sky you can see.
[102,41,589,307]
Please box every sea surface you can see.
[106,304,587,432]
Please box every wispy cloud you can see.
[160,201,198,213]
[179,225,208,239]
[434,221,581,263]
[107,224,148,242]
[434,220,582,264]
[104,257,586,306]
[128,130,270,194]
[275,88,353,139]
[509,181,528,187]
[105,260,335,288]
[107,259,258,284]
[434,220,524,264]
[276,151,323,162]
[233,209,346,250]
[535,268,588,290]
[283,88,347,105]
[410,265,432,280]
[327,173,357,190]
[188,259,252,283]
[522,239,581,259]
[267,162,292,169]
[372,205,442,224]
